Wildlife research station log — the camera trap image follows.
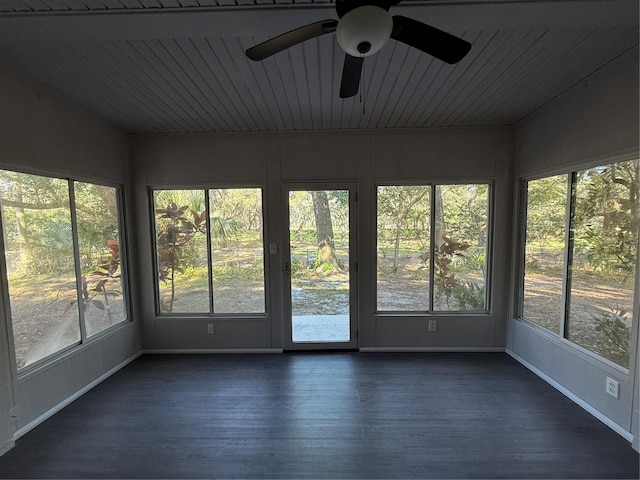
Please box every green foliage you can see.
[437,184,489,247]
[433,237,470,308]
[211,216,240,248]
[317,261,335,273]
[592,308,630,367]
[23,222,75,274]
[155,201,207,312]
[65,239,122,317]
[526,175,567,245]
[451,281,486,311]
[290,258,307,277]
[213,264,264,282]
[154,188,264,313]
[573,160,638,278]
[290,229,317,243]
[377,185,430,273]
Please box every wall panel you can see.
[0,68,136,452]
[130,127,514,352]
[512,48,639,446]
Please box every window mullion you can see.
[150,189,163,315]
[115,187,130,321]
[428,184,436,313]
[517,180,529,318]
[205,190,215,315]
[562,172,577,340]
[68,180,87,343]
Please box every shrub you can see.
[592,308,630,366]
[452,281,486,310]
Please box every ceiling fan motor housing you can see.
[336,5,393,57]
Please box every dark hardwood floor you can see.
[0,352,638,479]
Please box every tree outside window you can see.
[376,183,489,313]
[153,188,266,315]
[521,159,638,368]
[0,170,128,370]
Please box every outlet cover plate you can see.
[606,377,619,399]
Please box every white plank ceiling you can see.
[0,0,637,133]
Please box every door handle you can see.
[284,261,291,275]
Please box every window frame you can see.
[516,155,639,372]
[73,180,132,339]
[0,167,131,375]
[374,181,494,316]
[150,185,269,318]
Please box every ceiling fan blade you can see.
[391,15,471,64]
[246,20,338,61]
[340,54,364,98]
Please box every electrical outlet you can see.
[428,320,437,332]
[606,377,619,399]
[207,323,215,335]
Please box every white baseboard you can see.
[143,348,283,354]
[507,348,634,443]
[13,351,143,441]
[359,347,506,353]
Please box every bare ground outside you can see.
[8,265,633,370]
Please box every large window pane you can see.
[0,171,80,369]
[434,184,489,311]
[154,190,208,313]
[210,188,265,313]
[568,160,638,368]
[522,175,567,334]
[376,186,431,311]
[75,182,127,336]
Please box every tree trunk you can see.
[310,191,340,271]
[390,188,429,273]
[393,215,402,273]
[13,186,30,266]
[435,186,446,245]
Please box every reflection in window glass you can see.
[434,185,489,311]
[376,186,431,311]
[522,175,567,334]
[567,160,638,368]
[154,190,209,313]
[210,188,265,313]
[75,182,127,337]
[0,171,80,369]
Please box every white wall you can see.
[510,48,639,446]
[0,69,141,453]
[130,126,514,351]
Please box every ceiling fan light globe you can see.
[336,6,393,58]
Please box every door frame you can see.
[282,182,358,351]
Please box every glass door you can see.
[283,184,357,349]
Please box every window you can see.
[520,159,638,368]
[377,186,431,311]
[0,170,128,370]
[74,182,127,337]
[522,175,568,334]
[377,184,490,312]
[210,188,265,314]
[153,188,265,315]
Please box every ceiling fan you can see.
[245,0,472,99]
